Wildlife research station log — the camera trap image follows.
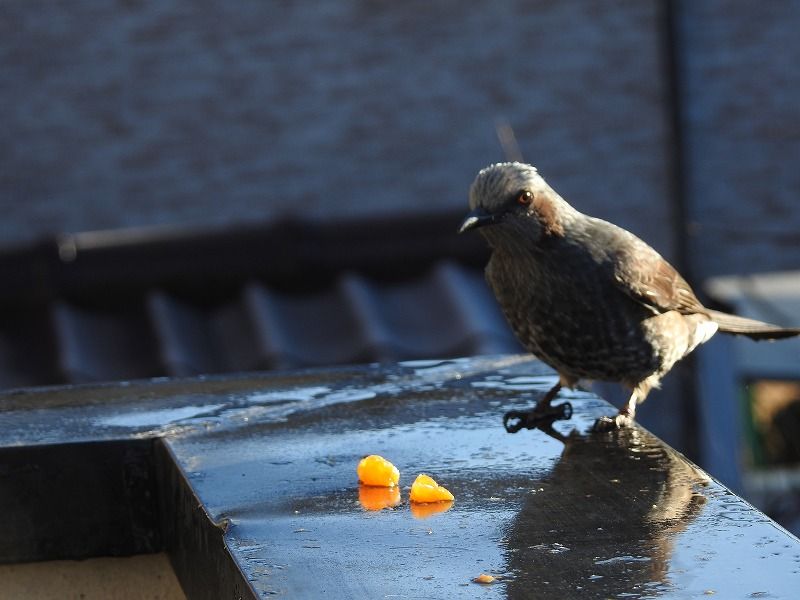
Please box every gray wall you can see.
[1,1,675,260]
[679,2,800,279]
[4,3,799,278]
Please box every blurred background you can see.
[1,2,799,532]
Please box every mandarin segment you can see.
[357,454,400,487]
[409,473,454,503]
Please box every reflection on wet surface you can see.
[503,425,709,598]
[3,356,800,598]
[357,484,401,511]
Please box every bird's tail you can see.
[707,309,800,340]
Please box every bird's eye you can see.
[516,190,534,206]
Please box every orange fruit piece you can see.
[358,485,401,511]
[473,574,496,584]
[409,473,454,503]
[357,454,400,487]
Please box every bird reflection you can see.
[503,419,708,598]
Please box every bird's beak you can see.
[458,207,497,234]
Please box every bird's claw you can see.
[591,413,633,432]
[503,402,573,433]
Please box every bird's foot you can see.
[592,413,634,432]
[503,402,573,434]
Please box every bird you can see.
[459,162,800,432]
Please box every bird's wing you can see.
[607,230,706,316]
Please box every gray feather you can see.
[706,309,800,340]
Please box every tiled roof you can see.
[0,213,521,389]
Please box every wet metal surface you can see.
[2,356,800,598]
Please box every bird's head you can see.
[458,162,573,244]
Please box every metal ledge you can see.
[1,356,799,598]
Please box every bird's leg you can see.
[593,390,637,432]
[503,380,573,433]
